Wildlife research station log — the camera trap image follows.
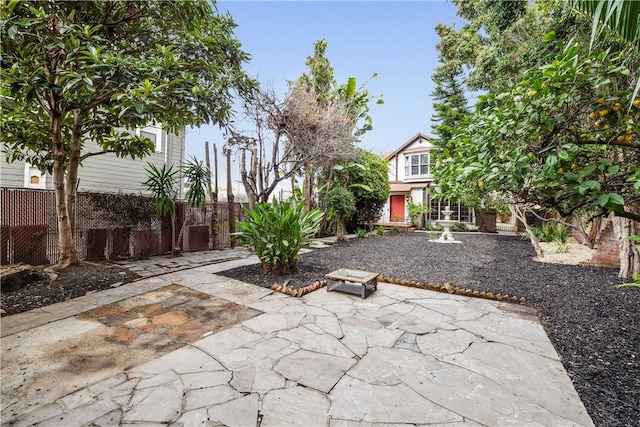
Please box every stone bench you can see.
[325,268,379,299]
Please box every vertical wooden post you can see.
[205,141,220,250]
[226,148,235,247]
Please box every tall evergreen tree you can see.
[430,62,469,151]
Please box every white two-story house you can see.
[380,132,475,226]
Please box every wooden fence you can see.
[0,188,243,265]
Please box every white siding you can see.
[77,129,185,197]
[0,155,54,189]
[1,128,185,197]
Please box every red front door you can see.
[390,195,405,222]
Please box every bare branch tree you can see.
[227,85,356,207]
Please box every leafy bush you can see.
[235,199,323,275]
[356,228,368,238]
[531,223,556,242]
[552,224,568,244]
[376,225,386,235]
[407,201,429,228]
[391,225,400,233]
[451,222,468,232]
[324,186,356,240]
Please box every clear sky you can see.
[185,0,464,182]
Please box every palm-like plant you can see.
[571,0,640,101]
[143,163,180,254]
[571,0,640,50]
[144,157,211,256]
[235,199,323,275]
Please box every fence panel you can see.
[1,188,243,265]
[1,188,56,264]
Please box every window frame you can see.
[24,163,46,189]
[404,153,430,177]
[136,124,163,153]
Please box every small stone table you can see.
[325,268,379,299]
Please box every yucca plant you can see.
[235,198,323,275]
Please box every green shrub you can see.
[356,228,368,238]
[451,222,468,232]
[531,223,556,242]
[235,198,323,275]
[391,225,400,233]
[407,201,429,228]
[376,225,386,235]
[324,186,356,241]
[552,224,569,244]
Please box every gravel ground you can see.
[219,232,639,427]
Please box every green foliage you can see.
[407,202,429,227]
[531,222,569,244]
[391,226,400,233]
[143,164,179,218]
[615,273,640,288]
[571,0,640,51]
[324,186,356,240]
[552,224,569,245]
[183,157,211,209]
[376,226,386,235]
[325,186,356,220]
[451,222,469,232]
[430,46,470,149]
[355,228,368,238]
[235,199,323,275]
[435,45,640,222]
[531,224,555,243]
[0,0,254,263]
[347,149,391,224]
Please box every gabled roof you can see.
[385,133,432,160]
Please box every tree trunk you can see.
[226,150,236,247]
[612,214,640,279]
[205,141,219,250]
[170,211,178,256]
[510,204,544,257]
[303,165,314,213]
[240,149,257,209]
[52,111,77,267]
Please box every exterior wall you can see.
[380,134,435,223]
[378,133,474,226]
[591,220,620,268]
[393,137,436,183]
[0,128,185,197]
[77,128,184,197]
[0,158,52,189]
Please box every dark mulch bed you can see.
[218,233,639,427]
[1,262,140,316]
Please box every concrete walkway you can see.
[1,250,593,426]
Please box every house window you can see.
[24,163,46,189]
[404,154,430,177]
[136,125,163,153]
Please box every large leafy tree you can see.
[436,42,640,276]
[346,149,390,228]
[1,0,254,266]
[433,0,640,277]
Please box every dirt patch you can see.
[1,261,140,316]
[1,285,260,422]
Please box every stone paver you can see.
[1,250,594,426]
